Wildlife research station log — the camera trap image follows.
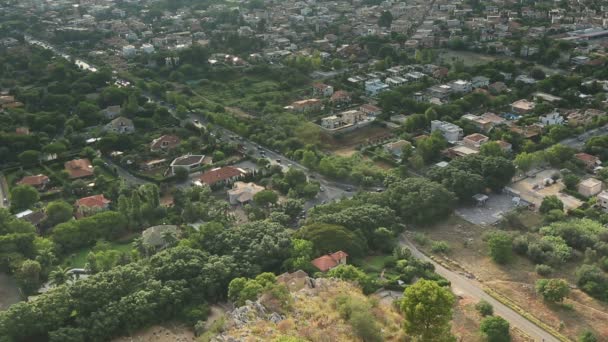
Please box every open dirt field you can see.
[322,125,393,154]
[412,214,608,341]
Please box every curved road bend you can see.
[400,236,559,342]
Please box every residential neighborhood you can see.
[1,0,608,340]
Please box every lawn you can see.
[360,254,397,279]
[63,238,135,269]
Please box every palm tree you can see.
[48,266,73,287]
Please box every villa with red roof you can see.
[198,166,246,186]
[311,251,349,272]
[75,194,111,218]
[17,174,50,190]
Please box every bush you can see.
[413,233,430,246]
[535,278,570,302]
[430,241,450,254]
[479,316,510,342]
[486,231,512,264]
[474,299,493,317]
[535,264,554,276]
[512,235,529,255]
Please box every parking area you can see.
[455,192,518,225]
[509,169,583,211]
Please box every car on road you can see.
[276,159,281,164]
[577,136,585,141]
[345,186,353,192]
[319,187,325,192]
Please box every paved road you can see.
[102,158,149,186]
[400,235,559,342]
[558,124,608,150]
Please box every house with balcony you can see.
[431,120,463,143]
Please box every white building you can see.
[450,80,473,93]
[539,112,565,126]
[122,45,136,58]
[597,191,608,212]
[431,120,464,143]
[365,78,390,96]
[141,43,155,54]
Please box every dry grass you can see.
[222,280,405,342]
[415,214,608,341]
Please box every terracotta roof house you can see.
[170,154,206,175]
[462,133,490,149]
[75,194,111,218]
[106,117,134,134]
[575,152,601,171]
[15,127,30,135]
[511,99,536,114]
[359,104,382,117]
[330,90,351,105]
[289,99,323,113]
[65,159,94,179]
[383,140,412,157]
[311,251,349,272]
[17,174,50,190]
[150,135,181,152]
[198,166,245,186]
[227,181,265,205]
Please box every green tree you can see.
[15,259,42,295]
[10,185,40,212]
[539,195,563,214]
[45,201,73,227]
[401,279,455,341]
[578,331,597,342]
[18,150,40,166]
[385,178,456,225]
[378,10,393,28]
[174,167,189,182]
[480,142,505,157]
[479,316,510,342]
[326,265,377,294]
[296,223,366,258]
[486,231,512,264]
[475,299,493,316]
[253,190,278,207]
[49,266,73,286]
[535,278,570,302]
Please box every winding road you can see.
[400,235,559,342]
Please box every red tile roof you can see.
[17,174,49,187]
[575,152,599,163]
[330,90,350,102]
[199,166,244,185]
[65,159,94,179]
[151,135,180,151]
[464,133,489,142]
[311,251,349,272]
[76,194,111,208]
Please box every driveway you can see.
[399,235,559,342]
[0,173,9,208]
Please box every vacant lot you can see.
[412,214,608,340]
[323,125,393,154]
